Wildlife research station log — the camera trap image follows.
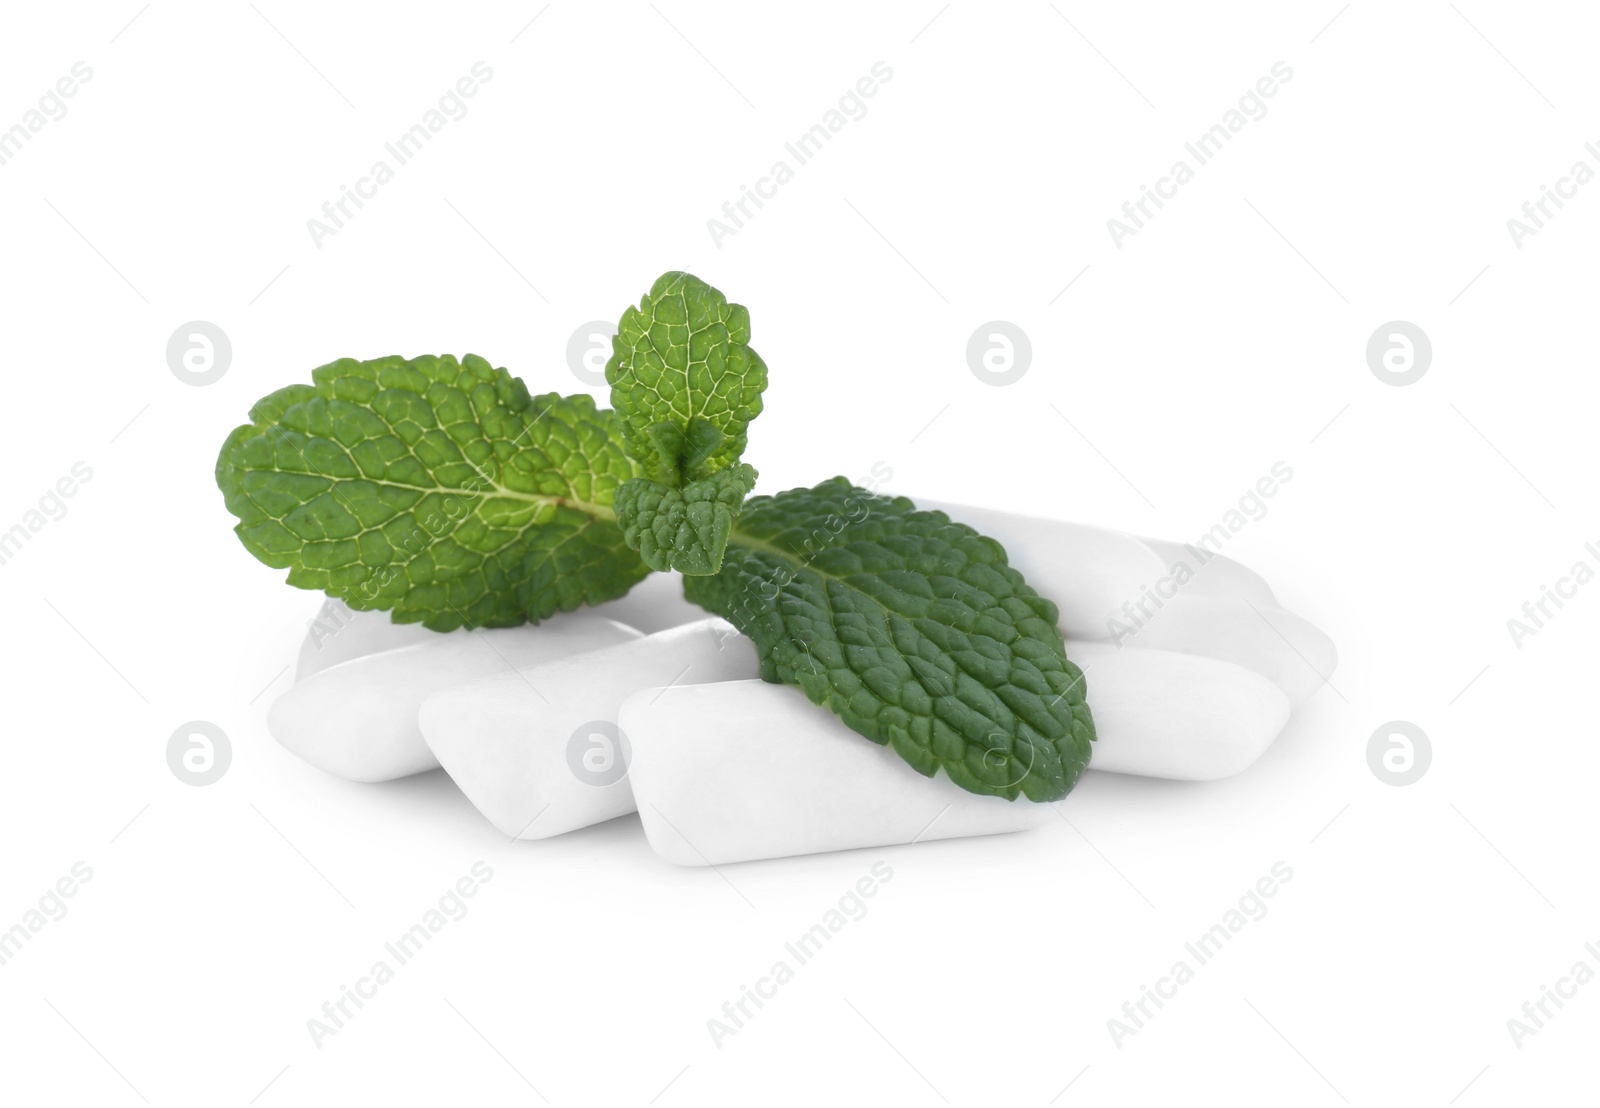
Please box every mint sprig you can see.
[215,277,1098,803]
[606,272,767,574]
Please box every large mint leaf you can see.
[216,353,649,631]
[684,478,1097,802]
[606,272,767,574]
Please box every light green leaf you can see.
[606,271,767,484]
[615,463,758,575]
[684,478,1097,802]
[215,353,649,631]
[606,272,767,574]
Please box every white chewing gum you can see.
[268,608,640,783]
[912,497,1167,641]
[588,572,708,633]
[1135,536,1278,607]
[1110,595,1338,707]
[294,601,439,680]
[1064,640,1292,779]
[419,618,759,839]
[622,680,1054,867]
[621,638,1293,864]
[909,498,1333,704]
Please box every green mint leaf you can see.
[606,272,767,574]
[683,478,1097,802]
[607,271,767,484]
[614,463,758,575]
[215,353,649,631]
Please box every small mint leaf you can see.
[615,463,757,574]
[606,272,767,485]
[684,478,1097,802]
[215,353,650,631]
[606,272,768,575]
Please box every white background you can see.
[1,1,1595,1105]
